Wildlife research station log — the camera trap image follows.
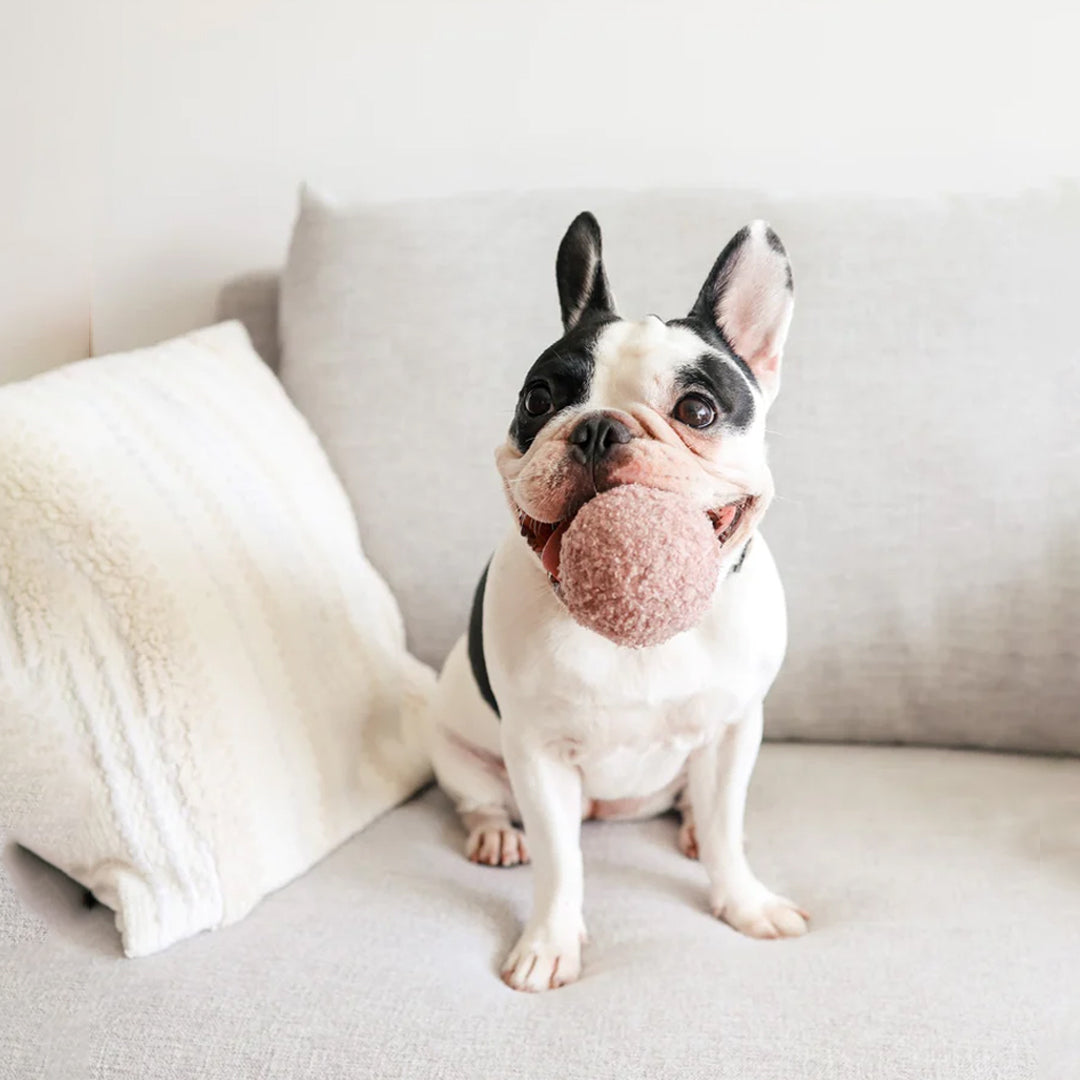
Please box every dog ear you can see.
[690,220,794,399]
[556,212,617,332]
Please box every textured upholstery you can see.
[1,745,1077,1078]
[273,186,1080,754]
[3,189,1075,1078]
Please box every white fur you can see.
[427,222,801,991]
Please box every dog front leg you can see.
[688,702,809,939]
[499,724,585,991]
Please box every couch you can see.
[2,187,1077,1079]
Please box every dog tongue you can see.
[542,520,571,579]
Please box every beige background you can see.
[2,0,1078,384]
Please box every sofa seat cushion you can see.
[2,743,1076,1078]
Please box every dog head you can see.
[496,212,794,581]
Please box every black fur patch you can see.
[508,319,613,453]
[669,315,761,392]
[730,537,753,574]
[556,211,616,331]
[467,562,500,717]
[672,348,757,431]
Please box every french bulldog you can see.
[426,211,805,992]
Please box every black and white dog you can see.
[427,212,805,992]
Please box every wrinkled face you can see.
[496,214,794,582]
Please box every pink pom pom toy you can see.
[553,485,723,648]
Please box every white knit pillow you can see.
[0,322,433,957]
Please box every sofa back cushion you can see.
[274,187,1080,755]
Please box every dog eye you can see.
[673,393,717,429]
[523,386,553,417]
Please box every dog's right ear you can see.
[556,212,616,333]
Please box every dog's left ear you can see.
[556,212,617,333]
[690,220,794,400]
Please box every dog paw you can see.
[466,824,529,867]
[501,923,583,992]
[677,821,699,859]
[712,883,809,940]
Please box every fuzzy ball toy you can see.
[557,485,720,648]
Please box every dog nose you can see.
[568,414,632,464]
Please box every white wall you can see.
[2,0,1077,382]
[0,6,98,383]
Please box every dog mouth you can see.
[707,497,754,546]
[516,493,755,583]
[516,510,575,580]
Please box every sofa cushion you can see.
[1,744,1075,1078]
[277,186,1080,755]
[0,322,433,957]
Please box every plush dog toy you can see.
[557,485,719,648]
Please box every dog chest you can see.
[549,693,719,801]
